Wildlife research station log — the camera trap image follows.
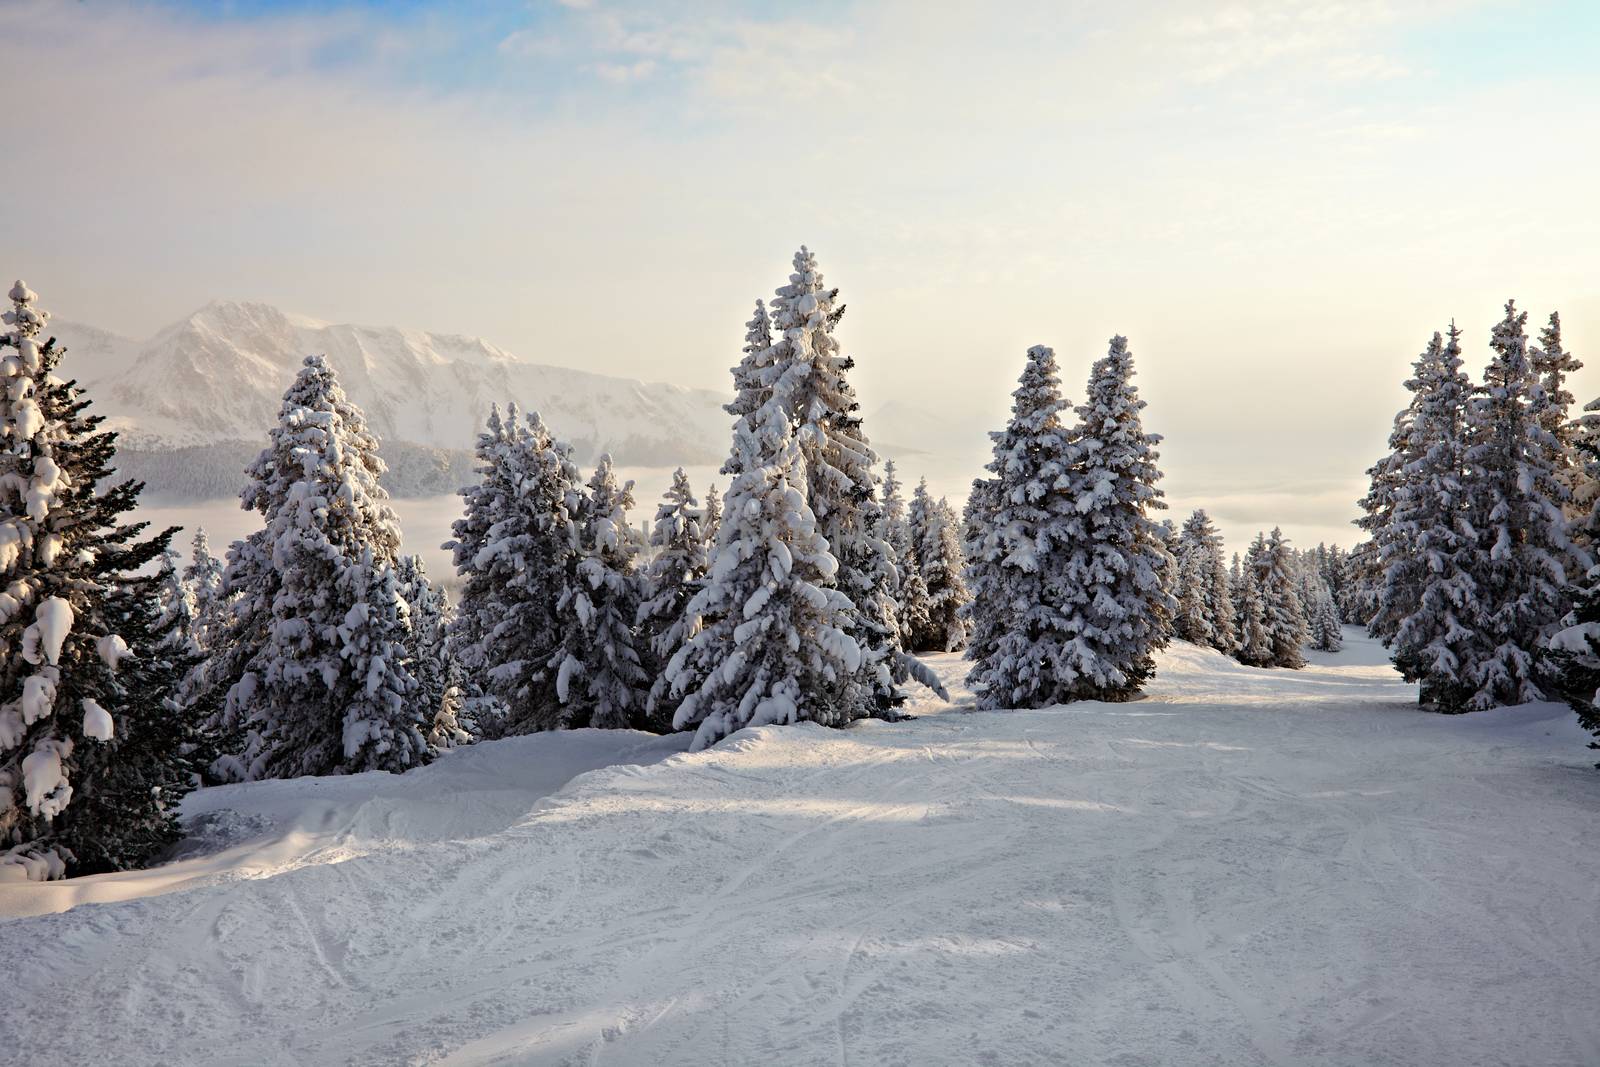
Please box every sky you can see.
[4,0,1599,551]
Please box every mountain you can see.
[48,302,736,500]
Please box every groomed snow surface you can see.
[4,630,1598,1066]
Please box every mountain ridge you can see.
[45,301,737,497]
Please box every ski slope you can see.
[4,632,1598,1066]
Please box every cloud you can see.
[3,0,1597,553]
[593,58,657,83]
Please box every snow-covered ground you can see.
[5,631,1598,1066]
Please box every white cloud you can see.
[3,0,1597,551]
[593,58,657,83]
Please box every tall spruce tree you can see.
[1055,336,1175,700]
[702,483,722,545]
[549,455,648,729]
[1383,325,1480,709]
[723,300,775,477]
[959,476,1005,671]
[0,281,190,878]
[1247,529,1308,669]
[639,468,710,729]
[759,247,909,713]
[666,405,864,749]
[1234,562,1273,667]
[448,405,584,735]
[183,527,225,652]
[1460,301,1572,709]
[1175,509,1235,652]
[395,554,458,748]
[918,498,972,652]
[965,346,1084,709]
[211,356,429,780]
[881,459,929,644]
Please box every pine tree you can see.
[1461,301,1572,709]
[1532,311,1583,493]
[965,346,1084,709]
[1246,529,1308,668]
[1175,509,1235,652]
[0,281,190,878]
[155,544,203,657]
[1053,336,1175,699]
[918,498,971,652]
[1341,538,1382,626]
[959,477,1005,671]
[1363,352,1427,642]
[881,459,929,644]
[759,247,908,714]
[55,538,215,874]
[638,468,710,729]
[448,406,584,735]
[722,300,775,477]
[702,482,722,545]
[666,407,864,749]
[1234,563,1273,667]
[1307,582,1344,653]
[1381,325,1480,709]
[183,526,225,651]
[211,355,429,779]
[396,554,459,748]
[549,455,648,729]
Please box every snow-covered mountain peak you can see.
[48,301,736,470]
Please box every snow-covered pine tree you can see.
[0,281,188,878]
[1549,374,1600,756]
[1355,345,1438,641]
[55,533,215,874]
[1234,562,1273,667]
[211,355,429,779]
[1381,325,1480,709]
[666,406,865,749]
[1247,529,1308,669]
[155,544,202,658]
[919,497,971,651]
[702,482,722,545]
[959,476,1004,671]
[183,527,225,652]
[722,299,775,477]
[1052,336,1175,700]
[965,346,1085,709]
[1460,301,1573,709]
[1203,529,1238,654]
[395,554,459,748]
[759,247,909,713]
[1306,581,1344,653]
[892,474,930,648]
[1175,509,1232,650]
[1340,539,1382,626]
[638,467,709,729]
[447,405,584,735]
[881,458,929,644]
[550,455,649,730]
[1362,347,1429,642]
[1531,311,1583,500]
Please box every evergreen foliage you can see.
[0,281,190,878]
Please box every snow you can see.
[31,595,73,666]
[20,739,71,818]
[2,632,1598,1065]
[50,300,737,467]
[81,698,114,740]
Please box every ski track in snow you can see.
[4,629,1599,1066]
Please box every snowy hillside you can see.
[5,632,1597,1066]
[49,302,735,496]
